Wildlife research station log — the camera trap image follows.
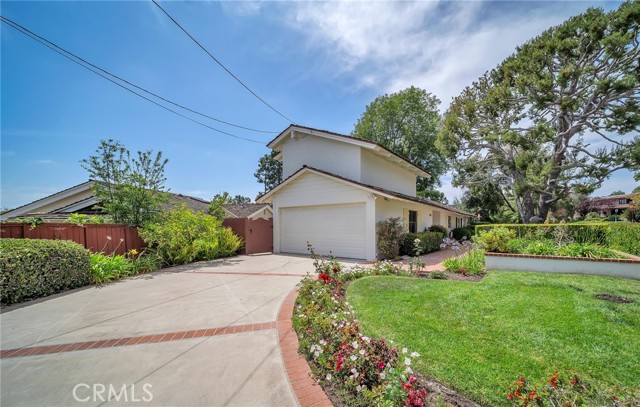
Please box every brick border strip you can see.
[0,321,276,359]
[277,289,333,407]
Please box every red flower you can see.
[409,375,417,383]
[402,382,413,391]
[332,266,339,273]
[529,391,536,400]
[378,361,385,370]
[508,394,514,400]
[318,273,331,284]
[514,389,521,397]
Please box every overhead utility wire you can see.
[0,16,264,143]
[151,0,294,124]
[0,16,277,135]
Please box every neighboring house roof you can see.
[223,203,272,219]
[268,125,430,178]
[257,166,472,217]
[1,180,212,221]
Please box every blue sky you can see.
[1,0,636,209]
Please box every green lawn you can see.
[347,272,640,406]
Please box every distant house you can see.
[581,194,635,217]
[223,203,273,221]
[0,180,210,222]
[257,125,472,260]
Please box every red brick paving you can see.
[277,289,333,407]
[0,321,277,360]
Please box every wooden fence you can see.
[0,223,146,255]
[222,218,273,255]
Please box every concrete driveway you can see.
[0,254,341,406]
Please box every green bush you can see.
[476,227,516,253]
[505,238,623,259]
[128,250,161,274]
[428,224,448,236]
[90,253,131,284]
[399,231,444,256]
[376,217,403,260]
[139,205,243,265]
[442,249,485,275]
[584,212,601,221]
[476,223,640,255]
[0,239,91,304]
[451,227,474,241]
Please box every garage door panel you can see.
[281,203,366,259]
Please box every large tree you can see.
[352,86,447,194]
[81,139,168,226]
[254,151,282,195]
[438,2,640,223]
[208,192,251,220]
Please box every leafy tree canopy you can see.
[254,151,282,196]
[352,86,447,193]
[633,186,640,193]
[208,192,252,220]
[438,1,640,223]
[81,139,168,226]
[609,190,626,196]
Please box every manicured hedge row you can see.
[0,239,91,305]
[475,223,640,256]
[400,231,444,256]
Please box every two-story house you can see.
[256,125,472,260]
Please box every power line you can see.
[0,15,278,135]
[151,0,294,123]
[0,16,265,143]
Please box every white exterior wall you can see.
[271,172,377,260]
[281,136,361,180]
[360,150,416,196]
[375,199,432,233]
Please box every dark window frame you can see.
[408,210,418,233]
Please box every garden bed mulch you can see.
[417,271,484,282]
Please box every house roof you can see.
[223,203,272,219]
[268,125,430,178]
[1,180,212,221]
[257,165,472,217]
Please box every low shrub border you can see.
[0,238,91,305]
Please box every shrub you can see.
[476,227,516,253]
[427,224,448,235]
[66,213,106,226]
[505,238,623,259]
[476,223,640,255]
[584,212,601,221]
[0,239,91,304]
[451,227,474,241]
[90,253,131,284]
[376,217,403,260]
[399,231,444,256]
[442,249,485,276]
[128,249,162,274]
[139,205,242,265]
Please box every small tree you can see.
[254,151,282,194]
[81,139,168,226]
[376,217,403,260]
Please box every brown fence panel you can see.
[222,218,273,255]
[0,223,145,255]
[245,218,273,254]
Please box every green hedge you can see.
[400,231,444,256]
[475,223,640,256]
[0,239,91,305]
[451,227,474,241]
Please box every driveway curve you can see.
[0,254,342,406]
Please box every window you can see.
[408,210,417,233]
[619,199,627,205]
[448,216,452,229]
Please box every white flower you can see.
[410,352,420,358]
[402,347,408,354]
[352,342,358,349]
[319,339,327,346]
[404,357,411,366]
[359,349,365,356]
[356,385,362,393]
[379,372,386,380]
[350,355,357,361]
[326,374,332,381]
[406,366,413,374]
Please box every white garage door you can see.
[281,203,366,259]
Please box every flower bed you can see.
[293,250,432,406]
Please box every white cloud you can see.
[33,159,58,165]
[277,1,594,104]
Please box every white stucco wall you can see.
[281,135,361,180]
[375,198,468,233]
[271,171,376,260]
[360,150,416,196]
